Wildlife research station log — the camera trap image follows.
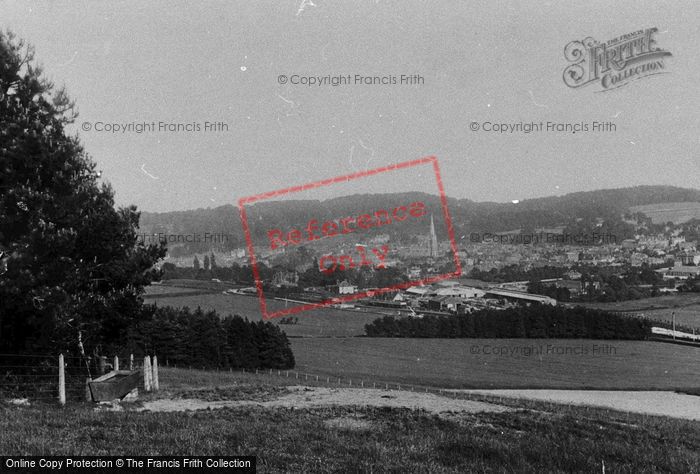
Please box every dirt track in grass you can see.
[138,385,512,415]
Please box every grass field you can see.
[148,284,700,341]
[577,293,700,330]
[630,201,700,224]
[2,368,699,472]
[290,338,700,390]
[146,289,385,337]
[144,284,204,295]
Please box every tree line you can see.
[364,304,652,339]
[0,33,295,375]
[121,305,295,370]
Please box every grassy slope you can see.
[148,285,700,338]
[291,338,700,390]
[1,368,698,473]
[630,202,700,224]
[577,293,700,330]
[147,290,386,337]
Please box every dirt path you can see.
[457,390,700,420]
[139,385,511,415]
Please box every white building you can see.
[338,280,358,294]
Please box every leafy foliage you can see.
[0,31,165,354]
[365,305,652,339]
[122,305,295,370]
[139,186,700,255]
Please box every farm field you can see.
[146,286,386,337]
[143,284,204,295]
[630,201,700,224]
[291,338,700,390]
[577,293,700,330]
[147,284,700,338]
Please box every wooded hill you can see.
[140,185,700,255]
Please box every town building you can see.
[338,280,358,294]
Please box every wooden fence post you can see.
[113,356,119,372]
[98,356,107,375]
[152,356,159,391]
[85,378,92,402]
[58,354,66,406]
[143,356,152,392]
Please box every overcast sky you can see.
[3,1,699,212]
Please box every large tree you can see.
[0,32,165,355]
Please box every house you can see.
[679,253,700,266]
[630,253,647,267]
[338,280,358,294]
[272,271,298,287]
[678,241,696,252]
[657,265,700,280]
[564,270,582,280]
[426,295,464,313]
[621,239,637,250]
[554,280,583,296]
[407,267,422,279]
[392,293,406,303]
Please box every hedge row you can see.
[365,304,652,339]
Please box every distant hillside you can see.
[138,185,700,256]
[629,202,700,224]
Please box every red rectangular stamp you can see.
[238,156,462,320]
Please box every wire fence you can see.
[240,366,458,397]
[2,356,673,424]
[0,353,148,404]
[166,362,469,400]
[221,366,666,424]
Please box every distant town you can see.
[154,207,700,318]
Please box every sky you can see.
[3,0,699,212]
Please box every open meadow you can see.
[1,368,699,472]
[577,293,700,330]
[147,284,700,341]
[145,285,385,337]
[630,201,700,224]
[147,284,700,393]
[291,338,700,390]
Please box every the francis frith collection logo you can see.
[563,27,672,91]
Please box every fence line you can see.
[165,362,469,402]
[0,353,159,405]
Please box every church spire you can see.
[429,214,438,259]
